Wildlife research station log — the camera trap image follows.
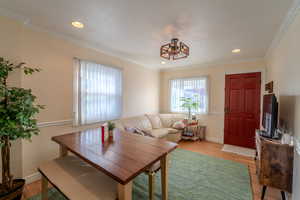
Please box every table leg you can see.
[41,176,48,200]
[117,181,132,200]
[161,154,169,200]
[148,172,155,200]
[59,145,68,158]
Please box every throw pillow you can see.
[125,126,147,136]
[146,114,162,129]
[134,128,145,136]
[124,126,136,133]
[172,120,185,129]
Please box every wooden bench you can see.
[38,156,117,200]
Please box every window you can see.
[74,59,122,125]
[170,77,208,114]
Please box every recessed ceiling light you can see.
[161,61,166,64]
[232,49,241,53]
[72,21,84,29]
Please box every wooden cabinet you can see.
[255,130,294,199]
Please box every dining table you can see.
[52,128,178,200]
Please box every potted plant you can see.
[0,57,44,200]
[180,95,200,120]
[108,121,116,139]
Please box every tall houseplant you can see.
[180,95,200,119]
[0,57,44,199]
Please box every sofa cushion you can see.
[146,128,180,138]
[159,117,174,128]
[172,120,185,129]
[166,132,182,143]
[166,128,180,134]
[147,129,169,138]
[121,116,152,131]
[159,114,185,128]
[124,126,136,133]
[134,128,147,136]
[146,114,162,129]
[124,126,149,136]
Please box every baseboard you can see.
[24,172,41,184]
[205,136,223,144]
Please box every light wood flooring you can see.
[23,141,282,200]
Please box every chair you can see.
[144,161,161,200]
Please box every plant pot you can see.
[0,179,25,200]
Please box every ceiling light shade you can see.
[72,21,84,28]
[160,38,189,60]
[232,49,241,53]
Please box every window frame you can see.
[169,76,209,114]
[73,58,123,126]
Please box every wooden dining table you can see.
[52,128,178,200]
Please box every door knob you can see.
[225,107,229,113]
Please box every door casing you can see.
[224,72,261,149]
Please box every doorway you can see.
[224,72,261,149]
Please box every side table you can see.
[181,120,206,141]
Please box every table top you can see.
[52,128,177,185]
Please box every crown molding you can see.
[24,23,155,70]
[265,0,300,58]
[38,25,160,70]
[160,57,265,72]
[0,8,157,71]
[2,3,296,71]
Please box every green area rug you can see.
[28,149,252,200]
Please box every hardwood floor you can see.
[23,141,282,200]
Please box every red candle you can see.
[101,125,105,143]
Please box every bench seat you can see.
[38,156,117,200]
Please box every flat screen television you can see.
[262,94,278,138]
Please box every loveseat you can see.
[113,114,186,143]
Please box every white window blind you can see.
[170,77,208,114]
[74,59,122,125]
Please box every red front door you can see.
[224,72,261,149]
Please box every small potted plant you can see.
[108,121,116,139]
[0,57,44,199]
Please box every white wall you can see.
[0,16,160,181]
[0,16,24,180]
[266,10,300,200]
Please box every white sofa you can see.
[113,114,186,143]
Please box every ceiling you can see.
[0,0,294,69]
